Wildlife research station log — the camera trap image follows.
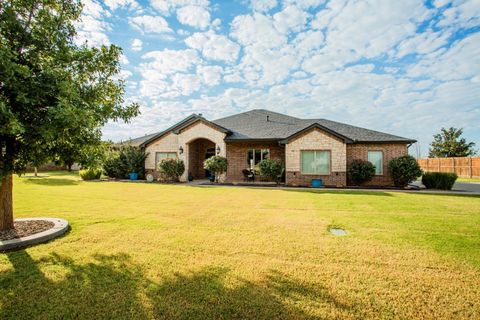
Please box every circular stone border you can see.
[0,218,69,251]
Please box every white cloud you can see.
[436,0,480,29]
[129,15,173,34]
[197,65,223,86]
[185,31,240,63]
[131,38,143,51]
[150,0,209,15]
[230,13,286,49]
[74,0,111,47]
[141,49,200,75]
[251,0,277,12]
[104,0,140,11]
[273,5,309,34]
[176,5,211,29]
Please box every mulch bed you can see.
[0,220,55,241]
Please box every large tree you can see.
[428,127,476,158]
[0,0,139,230]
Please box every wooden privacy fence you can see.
[417,157,480,178]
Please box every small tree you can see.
[388,155,423,188]
[204,156,228,183]
[258,159,284,184]
[429,127,476,157]
[348,160,376,186]
[123,146,148,179]
[157,159,185,182]
[0,0,139,230]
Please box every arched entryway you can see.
[187,138,216,179]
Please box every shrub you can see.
[157,158,185,182]
[123,146,148,178]
[258,159,284,184]
[204,156,228,183]
[79,168,102,180]
[103,151,128,179]
[422,172,458,190]
[388,155,423,188]
[102,146,147,179]
[348,160,376,185]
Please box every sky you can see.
[75,0,480,156]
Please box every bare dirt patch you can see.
[0,220,54,241]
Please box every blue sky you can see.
[76,0,480,156]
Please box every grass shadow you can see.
[23,178,80,186]
[0,251,363,319]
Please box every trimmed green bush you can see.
[259,159,284,184]
[348,160,376,185]
[204,156,228,183]
[79,168,102,180]
[157,158,185,182]
[422,172,458,190]
[103,151,128,179]
[388,155,423,188]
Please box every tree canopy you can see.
[0,0,139,230]
[428,127,476,158]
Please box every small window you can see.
[368,151,383,175]
[246,149,270,169]
[301,150,330,175]
[155,152,177,167]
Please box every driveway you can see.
[411,180,480,194]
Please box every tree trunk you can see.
[0,174,14,231]
[34,167,38,177]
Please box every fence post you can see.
[453,158,456,175]
[470,157,473,178]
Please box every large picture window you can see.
[246,149,270,168]
[155,152,177,167]
[368,151,383,175]
[301,150,331,175]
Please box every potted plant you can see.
[123,146,148,181]
[204,156,228,183]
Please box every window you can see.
[246,149,270,168]
[368,151,383,175]
[155,152,177,167]
[301,150,330,175]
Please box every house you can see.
[126,109,416,187]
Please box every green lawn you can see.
[1,172,479,319]
[457,177,480,183]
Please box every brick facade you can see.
[143,119,410,187]
[346,143,408,186]
[285,128,347,187]
[225,142,285,182]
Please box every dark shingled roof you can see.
[122,109,415,146]
[212,109,415,143]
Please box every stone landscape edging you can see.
[0,218,69,251]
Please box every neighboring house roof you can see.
[120,109,416,146]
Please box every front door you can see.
[204,148,216,178]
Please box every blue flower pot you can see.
[129,172,138,181]
[311,179,322,187]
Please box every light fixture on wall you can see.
[216,145,221,155]
[179,146,184,154]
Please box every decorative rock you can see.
[329,228,347,236]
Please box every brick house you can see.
[127,109,415,187]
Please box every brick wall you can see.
[346,143,408,186]
[285,128,347,187]
[225,142,285,182]
[144,132,179,170]
[286,172,347,187]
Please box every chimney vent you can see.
[267,115,270,122]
